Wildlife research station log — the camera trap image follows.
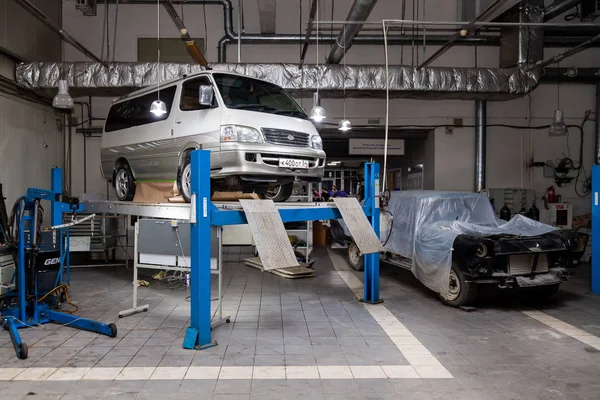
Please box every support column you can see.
[183,150,213,349]
[475,100,487,193]
[51,168,63,226]
[363,162,381,303]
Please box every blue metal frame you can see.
[0,169,117,359]
[183,150,381,349]
[592,165,600,294]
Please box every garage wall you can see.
[61,0,598,216]
[0,0,64,206]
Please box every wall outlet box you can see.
[445,127,453,135]
[70,116,79,126]
[453,118,464,127]
[367,118,380,125]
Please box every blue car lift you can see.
[0,169,117,360]
[182,150,382,349]
[592,165,600,294]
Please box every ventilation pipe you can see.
[475,100,487,193]
[326,0,378,64]
[544,0,584,21]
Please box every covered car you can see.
[344,191,588,306]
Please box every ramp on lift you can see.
[333,198,384,255]
[239,199,299,271]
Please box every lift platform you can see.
[80,150,383,350]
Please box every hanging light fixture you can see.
[150,0,167,117]
[338,24,351,132]
[549,73,567,136]
[309,0,326,123]
[53,79,74,109]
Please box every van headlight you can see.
[310,135,323,150]
[220,125,263,143]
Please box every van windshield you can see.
[213,74,307,119]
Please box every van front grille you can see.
[261,128,310,147]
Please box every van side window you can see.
[105,86,177,132]
[180,77,215,111]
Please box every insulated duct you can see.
[500,0,545,68]
[15,62,541,101]
[326,0,378,64]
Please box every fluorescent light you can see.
[52,80,74,109]
[150,99,167,116]
[338,119,352,131]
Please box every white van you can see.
[101,71,326,202]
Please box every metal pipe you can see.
[542,67,600,83]
[13,0,107,67]
[319,18,600,28]
[0,45,27,63]
[475,100,487,193]
[326,0,378,64]
[544,0,584,21]
[163,0,208,65]
[596,83,600,164]
[528,32,600,70]
[300,0,318,66]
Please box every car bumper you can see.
[214,143,326,182]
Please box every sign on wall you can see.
[348,138,405,156]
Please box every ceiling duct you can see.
[326,0,378,64]
[500,0,545,68]
[258,0,277,34]
[16,61,540,101]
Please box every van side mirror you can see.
[199,85,214,106]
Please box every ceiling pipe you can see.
[163,0,208,65]
[542,67,600,83]
[13,0,107,67]
[299,0,318,66]
[528,32,600,70]
[0,45,27,63]
[544,0,584,21]
[417,0,514,69]
[326,0,378,64]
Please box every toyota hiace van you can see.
[101,71,326,202]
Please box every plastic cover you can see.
[383,191,558,298]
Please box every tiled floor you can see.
[1,246,600,399]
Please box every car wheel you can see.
[263,182,294,202]
[440,264,478,307]
[114,165,135,201]
[178,160,192,203]
[348,242,364,271]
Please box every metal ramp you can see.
[333,198,384,255]
[238,199,299,271]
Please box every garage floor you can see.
[1,247,600,400]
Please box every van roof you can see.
[113,70,268,103]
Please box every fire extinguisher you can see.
[546,186,556,204]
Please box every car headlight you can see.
[220,125,263,143]
[310,135,323,150]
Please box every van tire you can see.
[348,242,364,271]
[263,182,294,202]
[178,160,216,203]
[114,165,135,201]
[178,160,192,203]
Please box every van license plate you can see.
[279,159,309,169]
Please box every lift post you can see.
[183,150,382,350]
[592,165,600,294]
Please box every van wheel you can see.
[178,160,215,202]
[114,165,135,201]
[178,160,192,202]
[440,265,477,307]
[263,182,293,202]
[348,242,364,271]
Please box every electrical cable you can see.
[202,1,208,55]
[112,0,119,62]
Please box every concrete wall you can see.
[61,0,599,217]
[0,0,63,206]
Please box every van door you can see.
[173,76,222,170]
